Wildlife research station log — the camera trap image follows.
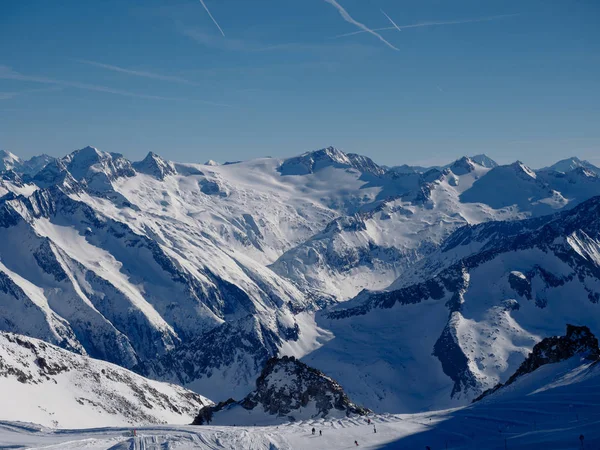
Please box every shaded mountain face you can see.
[302,196,600,412]
[132,152,177,180]
[0,331,210,428]
[474,325,600,401]
[192,356,369,425]
[2,146,600,413]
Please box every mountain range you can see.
[1,145,600,420]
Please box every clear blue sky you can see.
[1,0,599,167]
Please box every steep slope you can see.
[475,324,600,401]
[302,196,600,412]
[0,150,22,172]
[0,332,210,428]
[192,356,369,425]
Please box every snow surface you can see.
[2,354,599,448]
[0,332,210,429]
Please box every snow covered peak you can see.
[508,160,537,179]
[133,151,177,180]
[21,154,55,176]
[60,146,135,190]
[32,158,79,191]
[543,156,600,175]
[0,149,22,172]
[62,146,107,179]
[279,146,351,175]
[470,154,498,168]
[279,146,386,177]
[448,156,478,176]
[204,159,220,166]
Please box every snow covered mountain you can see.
[0,331,210,428]
[0,150,54,176]
[542,156,600,175]
[302,195,600,412]
[271,156,519,300]
[192,356,369,425]
[1,145,600,416]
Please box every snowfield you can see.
[2,355,599,449]
[0,333,210,429]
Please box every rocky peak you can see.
[193,356,369,424]
[133,152,177,180]
[32,159,81,193]
[475,325,600,401]
[62,146,135,185]
[279,146,386,177]
[448,156,477,176]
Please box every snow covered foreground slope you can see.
[2,336,599,449]
[0,332,210,428]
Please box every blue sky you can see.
[1,0,599,167]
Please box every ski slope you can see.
[2,355,599,449]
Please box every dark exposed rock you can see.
[132,152,177,180]
[474,325,600,401]
[192,356,369,424]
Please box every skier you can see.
[373,425,377,433]
[355,440,359,446]
[319,430,322,436]
[367,418,371,425]
[312,427,315,435]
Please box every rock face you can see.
[192,356,369,425]
[132,152,177,180]
[475,325,600,401]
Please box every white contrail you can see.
[324,0,398,51]
[198,0,225,36]
[333,13,519,39]
[381,9,402,32]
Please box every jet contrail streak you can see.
[199,0,225,36]
[381,9,402,32]
[324,0,399,51]
[333,13,519,39]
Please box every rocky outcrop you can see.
[192,356,369,424]
[133,152,177,180]
[474,325,600,401]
